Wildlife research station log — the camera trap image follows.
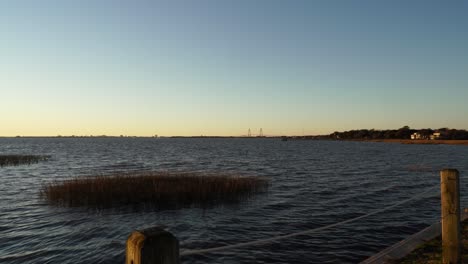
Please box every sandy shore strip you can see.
[358,139,468,146]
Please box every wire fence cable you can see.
[181,185,439,256]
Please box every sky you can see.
[1,0,467,136]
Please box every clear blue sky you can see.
[1,0,467,136]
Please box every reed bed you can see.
[0,155,50,167]
[41,172,269,209]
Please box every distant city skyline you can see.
[1,1,467,136]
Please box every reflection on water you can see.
[1,138,467,263]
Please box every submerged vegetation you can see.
[0,155,50,167]
[41,172,269,209]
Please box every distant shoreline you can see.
[0,136,277,139]
[354,139,468,146]
[2,136,468,145]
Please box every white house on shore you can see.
[411,133,423,140]
[411,132,442,140]
[430,132,441,140]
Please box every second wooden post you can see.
[441,169,461,264]
[126,226,179,264]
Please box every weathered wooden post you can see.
[440,169,461,264]
[126,227,180,264]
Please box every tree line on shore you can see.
[316,126,468,140]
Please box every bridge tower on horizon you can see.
[247,128,251,137]
[259,128,264,137]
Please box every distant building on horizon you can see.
[430,132,441,140]
[411,132,442,140]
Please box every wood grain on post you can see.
[440,169,461,264]
[126,226,180,264]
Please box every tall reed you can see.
[41,172,269,209]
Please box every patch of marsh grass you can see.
[0,155,50,167]
[41,172,269,209]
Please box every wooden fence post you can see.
[441,169,461,264]
[126,226,180,264]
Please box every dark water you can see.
[1,138,468,264]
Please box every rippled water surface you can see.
[1,138,468,263]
